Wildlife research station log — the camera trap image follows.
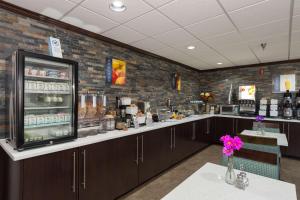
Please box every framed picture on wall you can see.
[272,74,296,93]
[105,57,126,85]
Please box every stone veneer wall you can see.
[0,8,201,137]
[198,63,300,105]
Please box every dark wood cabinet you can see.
[78,140,115,200]
[281,122,300,158]
[22,149,78,200]
[0,148,6,200]
[235,118,254,134]
[214,117,236,143]
[138,127,172,183]
[195,118,213,147]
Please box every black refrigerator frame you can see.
[7,49,78,150]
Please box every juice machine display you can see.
[6,50,78,150]
[238,85,256,116]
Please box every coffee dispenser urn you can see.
[283,90,293,119]
[296,90,300,119]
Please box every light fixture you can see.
[217,62,223,65]
[187,45,195,50]
[109,0,127,12]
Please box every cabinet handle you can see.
[235,119,238,134]
[82,150,87,190]
[72,152,76,193]
[173,128,176,148]
[206,120,210,134]
[232,119,235,134]
[141,135,144,163]
[170,128,173,150]
[283,123,285,134]
[192,123,196,140]
[135,136,139,165]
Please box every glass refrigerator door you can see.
[23,56,74,144]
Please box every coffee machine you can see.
[283,90,293,119]
[296,90,300,119]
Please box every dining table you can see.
[161,162,297,200]
[240,130,288,146]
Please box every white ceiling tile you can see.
[291,30,300,43]
[219,0,266,12]
[69,0,82,3]
[158,0,223,26]
[102,25,147,44]
[153,28,196,47]
[142,0,175,8]
[130,38,168,51]
[292,15,300,31]
[214,43,259,65]
[81,0,153,23]
[4,0,76,19]
[241,19,289,41]
[290,41,300,59]
[294,0,300,16]
[203,31,244,47]
[248,34,289,62]
[124,10,178,36]
[229,0,290,29]
[185,15,235,39]
[184,58,211,69]
[61,6,119,33]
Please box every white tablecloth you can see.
[162,163,297,200]
[240,130,288,146]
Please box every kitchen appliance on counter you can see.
[270,99,279,118]
[238,85,256,116]
[283,90,294,119]
[258,98,268,117]
[6,50,78,150]
[220,105,239,115]
[189,100,204,114]
[296,90,300,119]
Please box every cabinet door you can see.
[283,123,300,158]
[172,122,194,163]
[235,118,254,134]
[195,119,212,148]
[214,117,235,143]
[139,127,172,183]
[0,148,5,200]
[111,135,139,198]
[22,149,78,200]
[78,140,115,200]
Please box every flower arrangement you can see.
[255,115,265,122]
[220,135,244,157]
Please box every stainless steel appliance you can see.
[220,105,239,115]
[283,90,293,119]
[6,50,78,150]
[189,100,204,114]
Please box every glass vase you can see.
[257,122,265,135]
[225,155,236,185]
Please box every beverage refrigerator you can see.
[6,50,78,150]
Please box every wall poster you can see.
[105,57,126,85]
[272,74,296,93]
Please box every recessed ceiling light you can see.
[187,45,195,50]
[217,62,223,65]
[109,0,127,12]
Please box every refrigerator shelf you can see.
[25,90,71,95]
[24,106,71,110]
[24,122,70,129]
[25,75,70,81]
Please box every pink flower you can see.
[223,147,234,156]
[220,135,243,157]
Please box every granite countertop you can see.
[1,114,299,161]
